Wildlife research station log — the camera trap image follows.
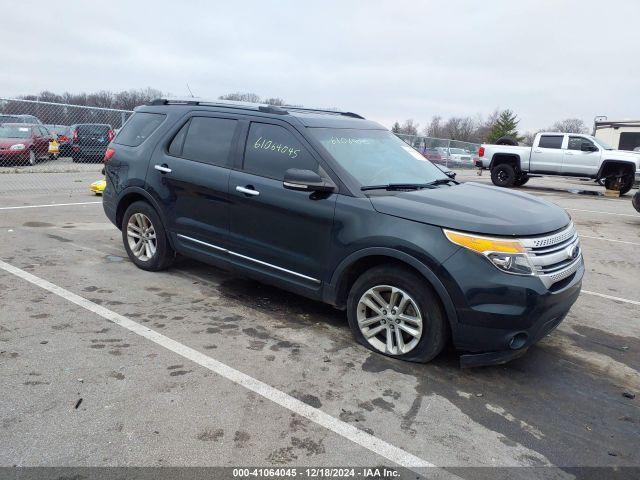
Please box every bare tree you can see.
[218,92,262,103]
[424,116,445,138]
[398,119,419,136]
[549,118,588,133]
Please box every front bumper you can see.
[0,150,28,164]
[441,247,584,365]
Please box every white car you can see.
[476,132,640,195]
[436,147,473,166]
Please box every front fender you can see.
[323,246,460,334]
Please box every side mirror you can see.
[581,142,597,152]
[283,169,336,193]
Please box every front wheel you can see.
[491,163,516,187]
[122,201,175,271]
[514,174,530,187]
[27,149,37,166]
[347,265,447,363]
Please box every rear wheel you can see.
[122,201,175,271]
[491,163,517,187]
[347,265,447,363]
[604,175,634,196]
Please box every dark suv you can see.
[70,123,114,162]
[102,99,584,366]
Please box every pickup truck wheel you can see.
[514,175,530,187]
[347,265,446,363]
[122,201,175,271]
[491,164,516,187]
[604,176,633,196]
[632,191,640,213]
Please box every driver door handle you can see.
[236,185,260,196]
[154,164,172,173]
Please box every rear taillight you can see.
[478,146,485,157]
[72,129,78,142]
[108,130,115,141]
[103,147,115,163]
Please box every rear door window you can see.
[168,116,237,167]
[243,123,318,180]
[538,135,564,149]
[114,112,166,147]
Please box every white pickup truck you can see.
[476,132,640,195]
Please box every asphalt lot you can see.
[0,168,638,478]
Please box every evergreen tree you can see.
[487,110,520,143]
[391,121,401,134]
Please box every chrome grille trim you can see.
[520,223,582,289]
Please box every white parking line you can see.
[0,201,102,211]
[566,208,638,218]
[0,259,437,473]
[580,235,640,246]
[582,290,640,306]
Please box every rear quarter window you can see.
[114,112,166,147]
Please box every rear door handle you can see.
[236,185,260,196]
[154,164,172,173]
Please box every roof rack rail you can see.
[147,98,365,119]
[281,106,365,119]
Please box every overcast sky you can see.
[3,0,639,132]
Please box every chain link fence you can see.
[0,98,480,196]
[396,133,480,169]
[0,98,133,195]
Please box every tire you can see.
[632,191,640,213]
[514,175,530,187]
[491,163,517,187]
[121,201,175,271]
[27,149,36,166]
[495,136,518,146]
[604,176,634,196]
[347,265,447,363]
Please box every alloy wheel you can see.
[126,213,157,262]
[356,285,423,355]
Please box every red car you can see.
[0,123,55,166]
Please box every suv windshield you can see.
[309,128,447,186]
[590,136,613,150]
[0,126,31,138]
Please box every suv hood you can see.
[369,182,570,236]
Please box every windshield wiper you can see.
[360,183,437,191]
[426,178,459,186]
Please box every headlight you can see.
[10,144,26,151]
[444,229,534,275]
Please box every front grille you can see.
[521,223,582,289]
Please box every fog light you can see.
[509,332,528,350]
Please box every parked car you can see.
[0,114,43,125]
[45,125,73,156]
[447,148,473,166]
[0,123,55,166]
[70,123,114,162]
[102,99,583,367]
[477,132,640,195]
[419,147,444,164]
